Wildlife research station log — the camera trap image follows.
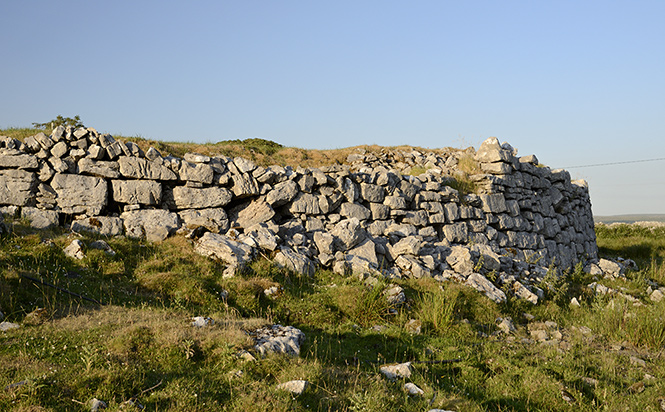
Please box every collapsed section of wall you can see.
[0,127,597,304]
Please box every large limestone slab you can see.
[121,209,180,242]
[229,199,275,229]
[71,216,124,236]
[195,232,254,267]
[51,173,107,215]
[112,180,162,205]
[118,157,177,180]
[77,158,120,179]
[0,154,38,169]
[179,161,213,184]
[465,273,506,303]
[273,247,316,276]
[178,208,229,232]
[0,169,36,206]
[172,186,233,209]
[21,207,59,229]
[266,180,299,207]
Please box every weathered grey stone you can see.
[118,157,178,180]
[253,324,305,356]
[245,223,279,251]
[71,216,124,236]
[465,273,506,303]
[64,239,85,260]
[0,169,36,206]
[274,247,316,276]
[231,173,260,198]
[380,362,412,380]
[276,380,309,396]
[392,236,423,256]
[184,153,210,163]
[124,141,143,157]
[145,147,162,161]
[105,141,125,160]
[33,132,54,150]
[179,208,229,232]
[360,183,386,203]
[331,218,366,250]
[443,222,468,244]
[340,202,371,220]
[179,161,213,184]
[404,382,425,395]
[369,203,390,220]
[77,158,120,179]
[50,141,69,158]
[513,281,538,304]
[446,245,474,275]
[121,209,180,242]
[195,232,253,267]
[21,207,59,229]
[51,173,107,215]
[288,193,321,215]
[86,144,105,160]
[475,137,512,163]
[0,154,39,169]
[233,157,256,174]
[229,199,275,229]
[384,195,408,209]
[345,238,378,270]
[112,180,161,205]
[172,186,232,209]
[314,231,335,254]
[402,210,428,226]
[480,193,508,214]
[266,180,299,207]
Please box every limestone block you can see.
[21,207,59,229]
[340,202,371,220]
[178,208,229,232]
[370,203,390,220]
[118,157,178,180]
[288,193,321,215]
[50,141,69,158]
[231,173,260,198]
[331,218,366,250]
[313,231,335,254]
[384,195,408,209]
[78,158,120,179]
[446,245,474,275]
[51,173,107,215]
[0,169,36,206]
[475,137,512,163]
[195,231,254,267]
[266,180,299,207]
[0,154,39,169]
[71,216,124,236]
[360,183,386,203]
[112,180,162,205]
[443,222,468,244]
[274,247,316,276]
[392,236,423,256]
[184,153,210,163]
[179,161,213,184]
[121,209,180,242]
[402,210,428,226]
[465,273,506,303]
[229,199,275,229]
[172,186,232,209]
[480,193,508,214]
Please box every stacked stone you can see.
[0,128,598,303]
[472,137,597,270]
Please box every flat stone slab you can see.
[252,324,305,357]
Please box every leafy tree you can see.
[32,115,84,130]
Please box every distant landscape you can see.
[594,214,665,224]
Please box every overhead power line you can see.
[563,157,665,169]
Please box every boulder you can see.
[195,232,254,267]
[77,158,120,179]
[0,169,36,206]
[266,180,299,207]
[288,193,321,215]
[71,216,124,236]
[178,208,228,233]
[231,173,260,198]
[0,154,38,169]
[274,247,316,276]
[111,180,161,205]
[178,161,213,184]
[118,157,177,180]
[121,209,180,242]
[446,246,474,275]
[51,173,107,215]
[21,207,59,229]
[465,273,506,303]
[340,202,371,220]
[252,324,305,356]
[228,199,275,229]
[331,218,366,250]
[172,186,232,209]
[64,239,85,260]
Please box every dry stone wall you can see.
[0,127,597,304]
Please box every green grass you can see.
[3,216,665,410]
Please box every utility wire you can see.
[563,157,665,169]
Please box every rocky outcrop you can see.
[0,126,599,304]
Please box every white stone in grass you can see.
[404,382,424,395]
[191,316,214,328]
[0,321,19,332]
[276,380,309,396]
[380,362,412,380]
[64,239,85,260]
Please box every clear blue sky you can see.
[1,1,663,216]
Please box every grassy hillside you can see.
[2,217,665,411]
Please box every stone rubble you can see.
[0,128,601,303]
